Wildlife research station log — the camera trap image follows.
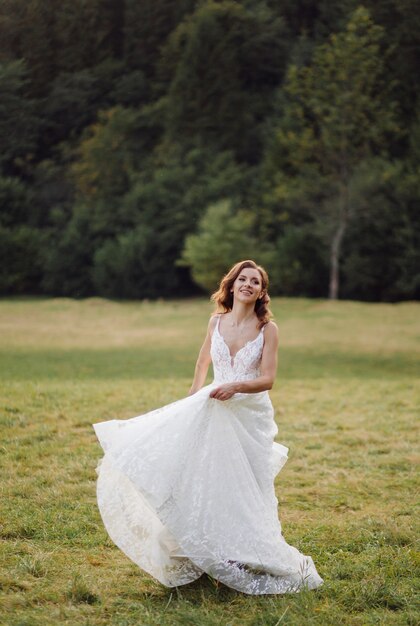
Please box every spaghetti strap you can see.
[210,314,222,339]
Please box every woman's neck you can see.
[229,302,256,327]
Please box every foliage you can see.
[41,207,95,297]
[162,0,288,162]
[0,60,40,174]
[266,226,329,297]
[340,158,420,301]
[124,0,196,76]
[0,225,43,293]
[0,1,418,300]
[0,176,32,226]
[47,147,247,298]
[43,62,122,146]
[180,199,260,292]
[73,107,140,208]
[0,0,123,94]
[263,6,399,299]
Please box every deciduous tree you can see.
[265,7,399,299]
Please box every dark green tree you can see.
[124,0,195,77]
[161,0,289,162]
[264,7,399,299]
[0,60,40,175]
[41,206,95,297]
[0,0,124,94]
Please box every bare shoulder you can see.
[264,320,278,335]
[207,314,219,334]
[264,320,279,345]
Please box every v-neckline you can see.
[216,316,263,364]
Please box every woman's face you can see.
[232,267,263,304]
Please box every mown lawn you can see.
[0,297,419,626]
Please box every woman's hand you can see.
[209,383,238,401]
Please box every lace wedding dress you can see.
[93,316,323,594]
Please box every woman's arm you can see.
[189,316,217,395]
[209,321,278,401]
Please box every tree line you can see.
[1,0,419,300]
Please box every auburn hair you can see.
[211,260,272,328]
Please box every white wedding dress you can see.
[93,316,323,594]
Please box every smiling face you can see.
[211,260,271,324]
[232,267,263,304]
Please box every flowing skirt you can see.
[93,385,323,594]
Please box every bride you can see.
[93,259,323,594]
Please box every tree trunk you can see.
[329,168,351,300]
[329,219,346,300]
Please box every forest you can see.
[0,0,419,300]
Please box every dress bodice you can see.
[210,315,265,384]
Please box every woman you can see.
[93,260,323,594]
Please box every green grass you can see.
[0,297,419,625]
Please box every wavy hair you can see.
[211,260,272,328]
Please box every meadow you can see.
[0,297,418,626]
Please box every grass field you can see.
[0,297,419,626]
